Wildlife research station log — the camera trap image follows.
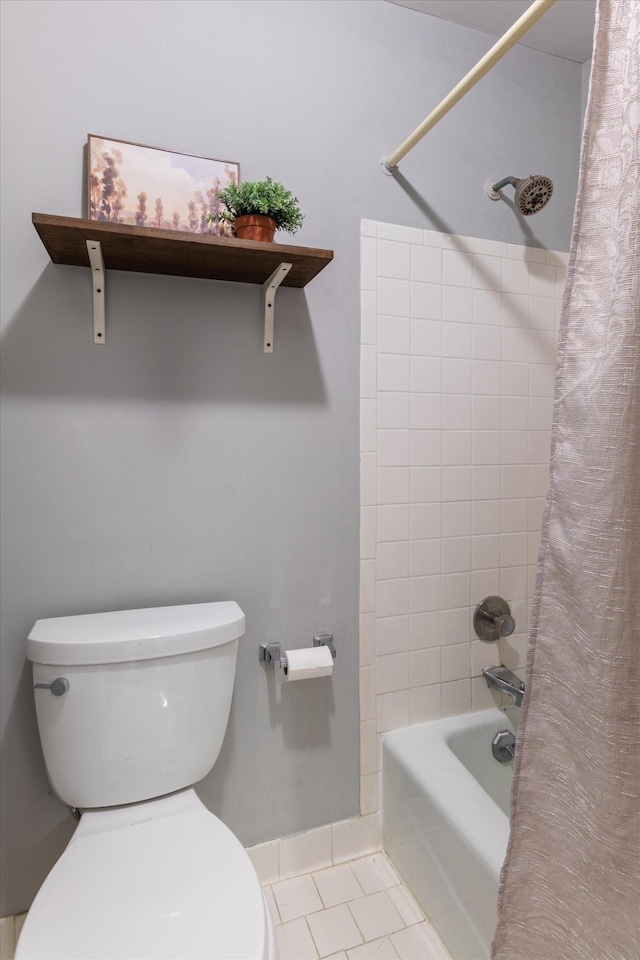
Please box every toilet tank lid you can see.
[27,601,245,666]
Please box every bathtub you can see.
[382,707,518,960]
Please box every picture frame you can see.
[87,134,240,235]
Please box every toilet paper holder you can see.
[259,633,336,669]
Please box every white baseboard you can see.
[245,812,381,885]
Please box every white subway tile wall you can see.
[359,221,564,815]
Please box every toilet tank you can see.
[27,602,245,809]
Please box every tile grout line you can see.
[302,914,321,959]
[271,851,451,960]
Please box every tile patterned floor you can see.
[265,852,451,960]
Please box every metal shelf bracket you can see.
[263,262,292,353]
[86,240,106,344]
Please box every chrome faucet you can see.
[483,665,525,707]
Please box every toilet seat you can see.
[15,789,274,960]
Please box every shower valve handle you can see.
[473,597,516,642]
[485,612,516,637]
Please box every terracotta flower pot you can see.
[234,215,277,243]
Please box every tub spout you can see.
[483,665,525,707]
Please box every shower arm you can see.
[491,176,519,193]
[382,0,557,173]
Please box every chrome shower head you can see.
[486,174,554,216]
[514,175,553,215]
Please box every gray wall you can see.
[582,57,593,121]
[0,0,582,916]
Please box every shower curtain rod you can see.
[383,0,557,172]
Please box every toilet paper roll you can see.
[282,645,334,681]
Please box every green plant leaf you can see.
[206,177,304,235]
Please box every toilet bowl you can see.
[16,789,276,959]
[16,602,278,960]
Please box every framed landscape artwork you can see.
[87,135,240,235]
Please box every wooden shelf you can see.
[32,213,333,288]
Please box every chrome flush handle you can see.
[34,677,70,696]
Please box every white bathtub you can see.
[382,707,518,960]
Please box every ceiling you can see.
[385,0,596,63]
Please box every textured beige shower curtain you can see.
[492,2,640,959]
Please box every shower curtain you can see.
[492,2,640,959]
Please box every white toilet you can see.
[16,601,278,960]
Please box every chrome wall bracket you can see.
[259,640,286,669]
[313,633,336,659]
[86,240,106,344]
[259,633,336,668]
[263,262,292,353]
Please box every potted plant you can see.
[207,176,304,242]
